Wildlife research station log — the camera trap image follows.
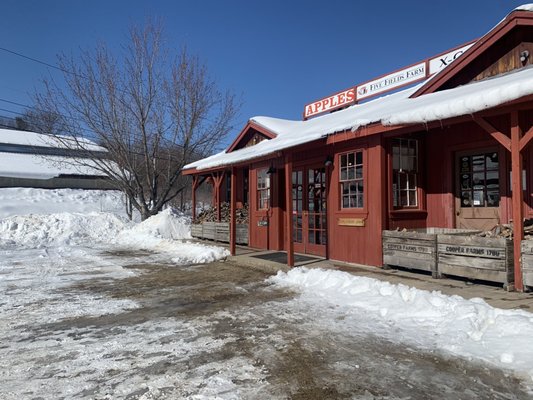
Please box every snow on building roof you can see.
[0,128,105,152]
[0,152,107,180]
[0,127,109,180]
[515,3,533,12]
[185,66,533,171]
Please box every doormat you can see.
[251,252,319,264]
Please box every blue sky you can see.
[0,0,528,142]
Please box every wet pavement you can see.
[2,248,532,399]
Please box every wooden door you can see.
[455,150,501,230]
[292,165,327,256]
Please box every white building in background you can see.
[0,128,112,189]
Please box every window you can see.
[460,152,500,207]
[340,151,364,208]
[257,168,270,209]
[392,138,418,208]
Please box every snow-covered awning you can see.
[185,66,533,171]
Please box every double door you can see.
[292,165,327,256]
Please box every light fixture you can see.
[266,165,276,174]
[520,50,530,65]
[324,155,333,167]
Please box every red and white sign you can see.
[356,62,426,101]
[303,40,477,119]
[429,43,474,75]
[304,88,355,119]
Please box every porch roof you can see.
[184,65,533,172]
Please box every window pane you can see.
[487,191,500,207]
[356,151,362,165]
[357,193,364,208]
[356,166,363,179]
[461,174,471,190]
[400,191,408,207]
[461,191,472,207]
[408,190,417,206]
[472,155,484,171]
[472,172,485,189]
[340,154,347,168]
[486,171,498,189]
[340,168,347,181]
[486,153,498,170]
[472,190,484,207]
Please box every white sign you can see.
[429,43,474,75]
[304,88,356,119]
[356,62,426,101]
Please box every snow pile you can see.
[270,267,533,381]
[0,212,128,247]
[117,209,228,264]
[0,188,127,219]
[119,208,191,241]
[0,205,228,265]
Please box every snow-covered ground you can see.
[1,188,533,398]
[270,268,533,385]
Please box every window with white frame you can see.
[257,168,270,210]
[392,138,418,208]
[340,151,364,208]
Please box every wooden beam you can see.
[191,176,198,222]
[474,117,511,152]
[284,154,294,267]
[230,168,237,256]
[519,125,533,152]
[511,111,524,292]
[212,172,224,222]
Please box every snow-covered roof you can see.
[185,66,533,171]
[0,128,105,152]
[0,152,107,180]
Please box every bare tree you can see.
[33,21,238,220]
[20,109,68,135]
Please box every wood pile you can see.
[478,219,533,239]
[194,202,249,224]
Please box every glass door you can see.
[292,165,327,256]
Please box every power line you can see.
[0,97,188,148]
[0,45,239,130]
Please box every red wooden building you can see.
[183,6,533,291]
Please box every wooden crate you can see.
[520,240,533,288]
[437,235,513,288]
[191,224,203,239]
[202,222,216,240]
[383,228,478,278]
[383,230,438,276]
[236,224,249,245]
[215,222,230,242]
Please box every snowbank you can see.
[0,188,127,219]
[116,208,229,264]
[0,212,128,247]
[0,205,228,265]
[270,267,533,382]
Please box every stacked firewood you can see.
[194,202,249,224]
[478,219,533,239]
[478,224,513,238]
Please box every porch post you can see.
[284,154,294,267]
[212,172,223,222]
[511,111,524,291]
[230,168,237,256]
[191,175,198,222]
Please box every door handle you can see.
[456,211,460,216]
